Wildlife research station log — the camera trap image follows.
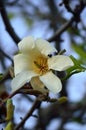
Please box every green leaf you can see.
[68,27,80,35]
[72,117,82,123]
[5,99,15,121]
[58,96,67,104]
[8,13,15,19]
[63,56,86,80]
[0,73,3,80]
[72,44,86,61]
[25,17,33,27]
[4,122,14,130]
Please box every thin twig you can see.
[48,17,74,42]
[48,1,85,42]
[0,89,44,108]
[63,0,74,14]
[0,0,20,44]
[0,69,11,84]
[15,98,41,130]
[0,119,6,124]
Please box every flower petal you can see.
[18,36,35,53]
[36,38,57,56]
[11,71,38,92]
[48,55,74,71]
[14,54,33,76]
[39,71,62,94]
[30,77,48,93]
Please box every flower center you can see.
[33,56,49,75]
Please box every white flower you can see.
[11,36,74,94]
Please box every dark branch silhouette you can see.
[0,0,21,44]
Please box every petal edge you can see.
[36,38,57,56]
[39,71,62,94]
[48,55,74,71]
[18,36,35,53]
[11,71,38,92]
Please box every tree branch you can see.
[15,98,41,130]
[0,0,21,44]
[48,17,74,42]
[48,0,85,42]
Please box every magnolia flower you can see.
[11,36,74,94]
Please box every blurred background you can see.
[0,0,86,130]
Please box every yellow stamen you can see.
[33,56,49,75]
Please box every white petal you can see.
[48,55,74,71]
[18,36,35,53]
[30,77,48,93]
[39,71,62,94]
[36,38,57,56]
[14,54,32,76]
[11,71,38,92]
